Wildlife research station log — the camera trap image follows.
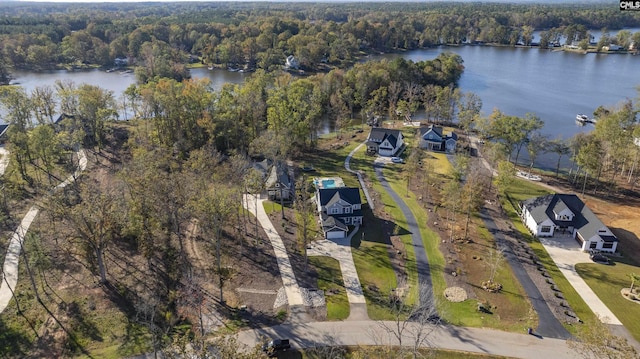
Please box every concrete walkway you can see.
[0,150,87,314]
[237,320,580,359]
[539,237,622,325]
[307,226,368,321]
[345,142,375,209]
[243,194,305,311]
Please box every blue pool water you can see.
[322,179,336,188]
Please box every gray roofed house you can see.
[418,125,457,153]
[251,159,293,201]
[316,187,363,239]
[366,127,404,156]
[520,194,618,253]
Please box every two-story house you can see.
[252,159,293,201]
[316,187,363,239]
[418,125,458,153]
[520,194,618,253]
[366,128,404,156]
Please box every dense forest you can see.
[0,1,639,82]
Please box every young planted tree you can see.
[462,170,485,239]
[627,273,639,294]
[482,246,505,293]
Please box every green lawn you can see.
[500,178,597,334]
[576,261,640,341]
[308,257,350,320]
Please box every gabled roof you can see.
[522,194,617,242]
[266,162,291,189]
[367,127,402,143]
[252,158,271,176]
[321,215,348,232]
[318,187,361,207]
[382,134,399,148]
[419,124,443,139]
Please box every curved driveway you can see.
[373,161,434,307]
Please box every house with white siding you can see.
[418,125,457,153]
[316,186,362,239]
[366,128,404,156]
[520,194,618,253]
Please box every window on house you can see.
[590,242,597,249]
[344,207,351,213]
[541,226,552,233]
[343,218,350,224]
[331,208,339,214]
[602,242,613,249]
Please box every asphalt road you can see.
[373,162,434,308]
[236,320,580,359]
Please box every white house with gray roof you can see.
[366,127,404,156]
[316,187,363,239]
[520,194,618,253]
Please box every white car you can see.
[391,157,403,163]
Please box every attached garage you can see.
[322,216,348,239]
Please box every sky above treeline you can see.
[11,0,611,3]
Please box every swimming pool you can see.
[314,177,345,189]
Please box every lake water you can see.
[7,46,640,168]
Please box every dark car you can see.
[262,339,291,357]
[590,253,610,265]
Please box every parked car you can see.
[590,253,610,265]
[391,156,403,163]
[262,338,291,357]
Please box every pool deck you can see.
[314,176,345,190]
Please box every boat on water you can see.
[576,113,597,124]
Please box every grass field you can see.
[309,257,350,320]
[576,261,640,341]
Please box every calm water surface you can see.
[8,47,640,167]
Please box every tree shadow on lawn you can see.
[575,264,628,288]
[610,227,640,267]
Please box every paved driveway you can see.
[307,228,368,321]
[480,209,571,339]
[373,160,434,307]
